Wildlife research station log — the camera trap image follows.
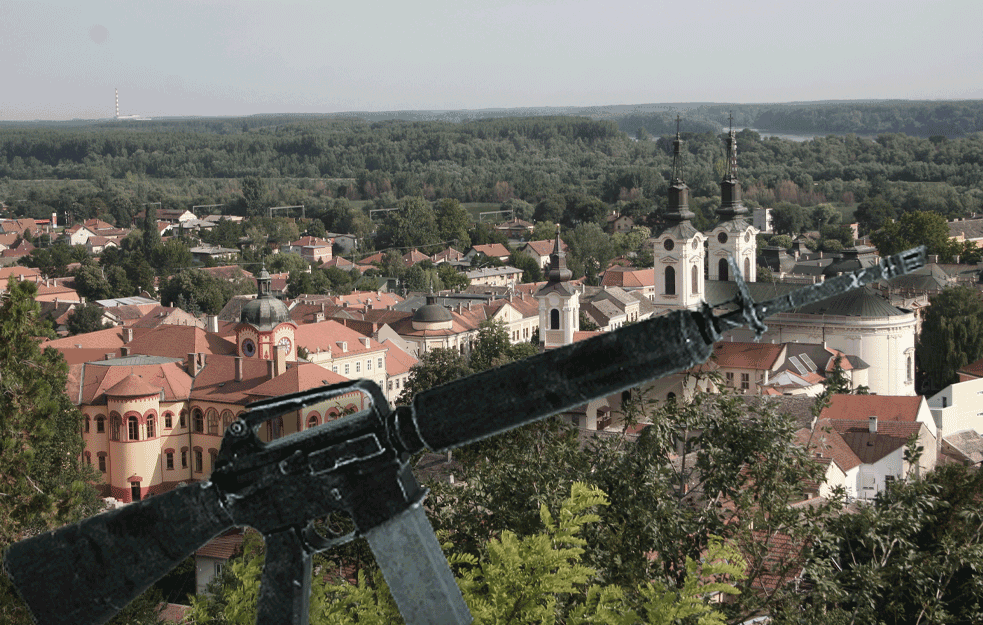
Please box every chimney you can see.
[235,356,243,382]
[187,352,199,376]
[123,328,133,343]
[120,346,130,357]
[869,415,878,434]
[274,345,287,377]
[267,359,276,380]
[207,315,219,333]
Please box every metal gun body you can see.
[4,246,927,625]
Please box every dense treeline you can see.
[2,116,982,215]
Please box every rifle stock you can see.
[3,482,232,625]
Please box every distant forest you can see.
[1,102,981,238]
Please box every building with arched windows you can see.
[707,129,758,283]
[536,229,586,349]
[651,127,706,311]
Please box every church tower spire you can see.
[535,225,579,349]
[666,116,695,225]
[708,115,758,283]
[717,114,748,220]
[652,116,705,311]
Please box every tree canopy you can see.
[916,285,983,391]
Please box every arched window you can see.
[307,414,319,429]
[110,415,121,441]
[146,415,155,438]
[907,354,914,382]
[665,266,676,295]
[179,410,187,428]
[207,409,219,435]
[718,259,729,282]
[222,411,235,433]
[85,415,90,433]
[691,265,699,294]
[550,309,560,330]
[163,412,173,428]
[326,409,340,423]
[96,415,106,433]
[127,416,139,441]
[667,392,676,403]
[208,449,218,473]
[744,257,751,280]
[193,409,204,433]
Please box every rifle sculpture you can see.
[4,247,926,625]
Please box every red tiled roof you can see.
[126,325,238,359]
[402,248,429,267]
[105,373,162,398]
[711,341,785,370]
[471,243,510,258]
[288,236,331,247]
[819,395,923,423]
[191,355,279,404]
[359,252,387,265]
[824,418,922,465]
[294,320,388,356]
[158,603,190,624]
[797,425,861,472]
[75,362,193,405]
[601,266,654,288]
[198,265,254,282]
[522,239,567,257]
[196,531,245,560]
[248,362,349,398]
[382,340,418,376]
[959,356,983,379]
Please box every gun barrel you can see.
[4,481,232,625]
[405,246,927,453]
[408,307,716,452]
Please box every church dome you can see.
[240,267,291,331]
[413,299,453,323]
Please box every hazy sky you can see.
[2,0,980,120]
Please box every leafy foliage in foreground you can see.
[183,483,745,624]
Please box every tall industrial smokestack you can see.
[115,89,119,120]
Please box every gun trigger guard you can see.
[301,522,356,553]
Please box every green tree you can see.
[810,203,841,230]
[397,348,473,405]
[0,281,103,624]
[305,218,327,239]
[790,463,983,625]
[142,203,161,256]
[183,484,743,625]
[436,263,470,291]
[377,197,440,252]
[435,198,472,250]
[770,202,807,236]
[916,285,983,391]
[66,303,107,336]
[429,388,824,621]
[72,265,112,301]
[566,223,614,284]
[854,195,899,236]
[871,210,960,260]
[241,176,268,216]
[509,250,543,284]
[469,320,512,372]
[151,239,194,277]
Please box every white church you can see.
[539,126,916,399]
